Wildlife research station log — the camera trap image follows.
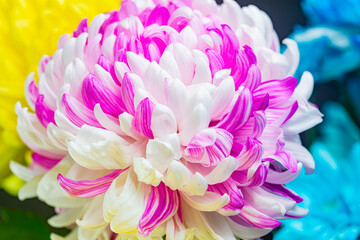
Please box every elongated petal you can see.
[58,169,127,198]
[139,183,179,236]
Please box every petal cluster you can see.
[13,0,322,239]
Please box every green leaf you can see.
[0,207,51,240]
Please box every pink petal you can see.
[206,49,224,77]
[243,64,261,92]
[82,74,125,117]
[217,87,253,132]
[236,138,263,171]
[138,182,179,236]
[232,203,281,229]
[132,97,155,138]
[35,95,55,127]
[185,128,233,167]
[32,153,61,170]
[146,5,170,26]
[73,18,88,37]
[232,163,268,187]
[253,77,297,108]
[262,183,303,203]
[57,169,127,198]
[208,179,244,215]
[61,93,102,128]
[121,73,136,115]
[97,54,120,85]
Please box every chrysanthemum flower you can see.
[0,0,120,194]
[12,0,322,239]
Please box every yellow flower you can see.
[0,0,121,195]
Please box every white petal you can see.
[18,175,43,200]
[104,172,146,234]
[167,79,188,123]
[101,35,116,62]
[133,158,163,186]
[203,212,237,240]
[48,206,84,228]
[76,195,107,229]
[296,71,314,100]
[180,172,208,196]
[75,32,88,61]
[282,38,300,77]
[159,47,181,80]
[173,43,194,85]
[151,104,177,138]
[204,157,238,185]
[37,156,87,208]
[192,50,212,85]
[10,161,41,182]
[68,125,132,170]
[180,26,198,49]
[211,76,235,120]
[88,14,106,39]
[181,191,229,212]
[146,139,175,173]
[63,58,88,99]
[62,38,77,67]
[126,51,150,78]
[163,161,192,190]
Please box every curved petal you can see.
[138,183,179,237]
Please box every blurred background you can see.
[1,0,360,239]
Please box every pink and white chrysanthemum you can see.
[12,0,322,239]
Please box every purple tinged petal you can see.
[273,150,298,173]
[232,163,268,187]
[206,49,224,77]
[97,54,120,86]
[61,93,101,128]
[236,138,263,171]
[146,6,170,26]
[232,203,282,229]
[73,18,88,37]
[57,169,127,198]
[262,183,303,203]
[276,101,299,126]
[27,80,39,107]
[185,128,234,167]
[32,153,61,170]
[208,179,244,214]
[132,97,155,138]
[243,65,261,92]
[82,74,125,117]
[121,73,136,115]
[252,111,266,139]
[243,45,257,65]
[232,49,251,90]
[253,77,297,107]
[128,35,145,56]
[138,182,179,237]
[114,32,128,58]
[35,95,55,127]
[253,93,269,111]
[99,11,120,37]
[217,87,253,133]
[221,24,240,54]
[115,48,127,63]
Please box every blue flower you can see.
[302,0,360,27]
[291,25,360,82]
[273,102,360,240]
